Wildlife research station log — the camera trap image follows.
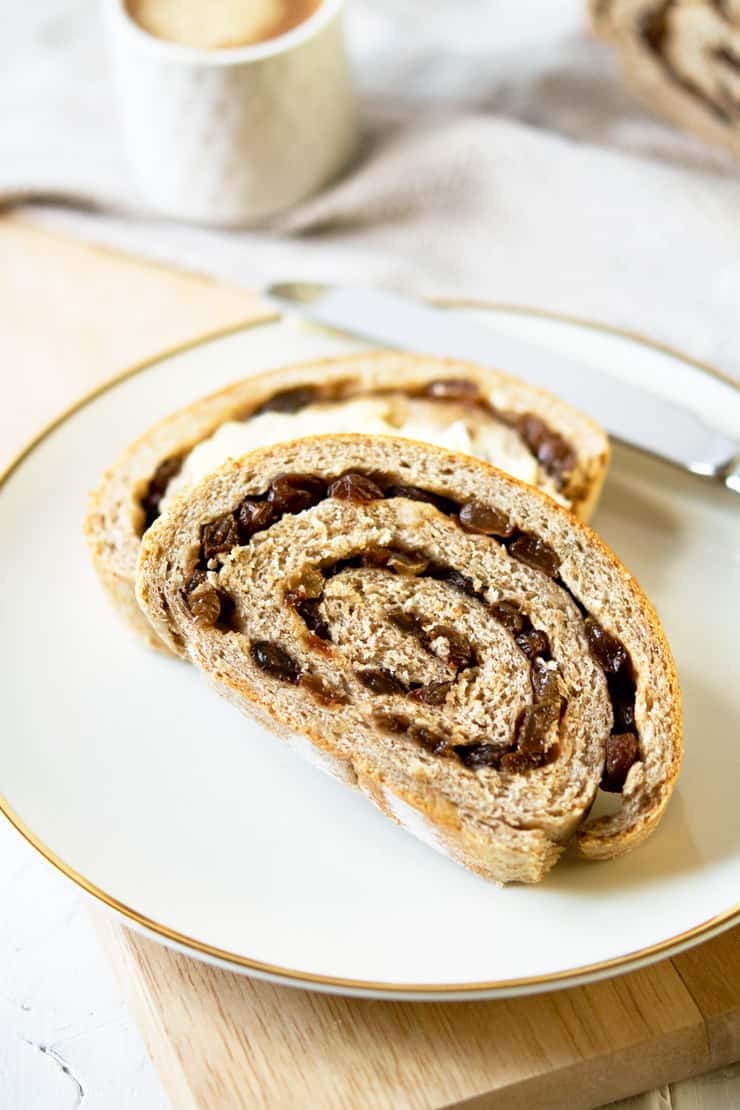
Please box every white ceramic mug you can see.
[105,0,357,226]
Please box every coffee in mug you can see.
[126,0,324,49]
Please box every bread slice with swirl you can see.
[590,0,740,161]
[136,436,680,883]
[85,351,609,653]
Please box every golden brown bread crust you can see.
[135,435,680,883]
[85,351,610,654]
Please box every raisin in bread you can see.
[135,435,680,883]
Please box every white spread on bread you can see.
[161,397,561,511]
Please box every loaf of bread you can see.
[591,0,740,160]
[136,435,680,883]
[86,352,609,652]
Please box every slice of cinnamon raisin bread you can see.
[135,435,679,883]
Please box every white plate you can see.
[1,306,739,1000]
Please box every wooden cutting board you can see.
[94,919,740,1110]
[3,215,739,1110]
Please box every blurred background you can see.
[2,0,739,376]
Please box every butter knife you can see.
[268,282,740,494]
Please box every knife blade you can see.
[268,282,740,494]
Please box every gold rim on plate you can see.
[1,303,738,997]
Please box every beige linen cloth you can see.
[1,0,739,381]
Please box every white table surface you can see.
[1,218,738,1110]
